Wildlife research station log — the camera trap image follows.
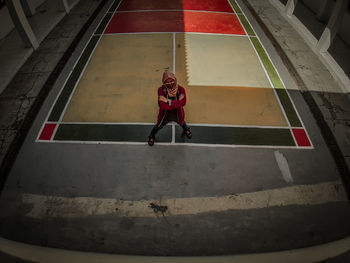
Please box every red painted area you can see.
[105,12,184,33]
[292,129,311,147]
[39,123,56,140]
[183,0,234,12]
[105,11,245,35]
[184,11,244,34]
[118,0,234,13]
[118,0,182,11]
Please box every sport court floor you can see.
[0,0,349,256]
[37,0,311,148]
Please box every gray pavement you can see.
[0,0,350,260]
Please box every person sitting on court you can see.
[148,70,192,146]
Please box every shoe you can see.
[185,129,192,139]
[148,136,155,146]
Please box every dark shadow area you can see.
[279,0,288,5]
[317,249,350,263]
[0,252,34,263]
[294,0,326,40]
[0,0,108,196]
[0,201,349,256]
[329,35,350,79]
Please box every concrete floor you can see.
[0,0,350,261]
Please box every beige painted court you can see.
[63,33,287,126]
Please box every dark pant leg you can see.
[149,121,168,138]
[180,121,190,132]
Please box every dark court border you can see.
[240,0,350,200]
[52,124,295,147]
[48,0,121,121]
[175,126,295,146]
[230,0,303,128]
[0,0,110,195]
[55,124,172,143]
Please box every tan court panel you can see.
[64,33,287,126]
[176,33,287,126]
[185,33,272,88]
[63,34,173,123]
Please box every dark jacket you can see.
[156,85,186,126]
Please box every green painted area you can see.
[175,126,295,146]
[108,0,120,12]
[54,124,172,142]
[95,12,113,34]
[228,0,242,13]
[238,14,255,36]
[48,36,100,122]
[250,37,302,127]
[276,89,302,127]
[250,37,284,90]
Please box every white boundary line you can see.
[57,0,123,126]
[232,0,314,148]
[227,0,291,127]
[101,31,253,37]
[53,0,122,141]
[247,37,292,127]
[172,32,176,141]
[172,124,176,143]
[35,0,121,142]
[109,0,120,13]
[59,121,294,129]
[231,3,299,147]
[53,37,101,127]
[35,139,312,150]
[173,32,176,74]
[114,9,236,15]
[228,0,301,147]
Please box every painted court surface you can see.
[38,0,311,148]
[2,0,350,256]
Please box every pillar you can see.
[316,0,348,52]
[285,0,298,17]
[5,0,39,49]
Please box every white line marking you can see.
[274,151,294,183]
[52,37,102,137]
[173,32,176,74]
[225,2,291,129]
[172,124,175,143]
[186,123,290,128]
[58,122,294,129]
[115,9,236,15]
[36,0,122,142]
[100,32,254,37]
[22,180,346,219]
[110,0,122,13]
[36,139,313,150]
[51,0,123,139]
[247,33,291,128]
[61,122,155,125]
[231,0,313,147]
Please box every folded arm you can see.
[158,88,186,110]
